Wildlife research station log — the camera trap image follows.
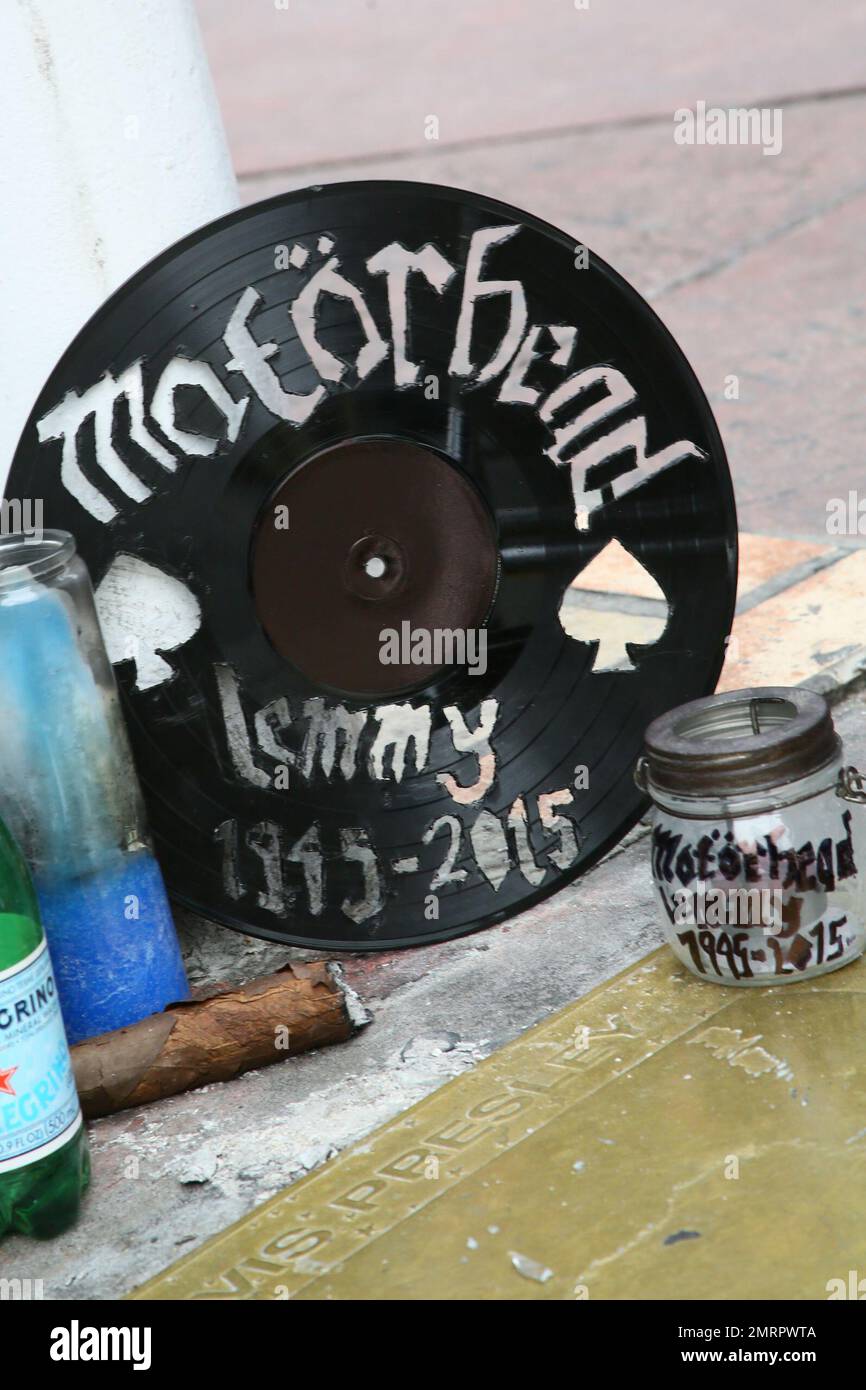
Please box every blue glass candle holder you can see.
[0,530,189,1042]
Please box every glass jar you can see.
[636,687,866,986]
[0,530,189,1041]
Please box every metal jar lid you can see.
[638,686,841,797]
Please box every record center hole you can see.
[364,555,387,579]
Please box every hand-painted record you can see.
[7,181,737,949]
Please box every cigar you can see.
[70,961,369,1118]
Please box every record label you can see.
[8,182,737,948]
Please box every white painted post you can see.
[0,0,239,493]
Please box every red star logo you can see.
[0,1066,18,1097]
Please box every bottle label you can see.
[0,935,82,1172]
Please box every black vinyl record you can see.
[7,181,737,949]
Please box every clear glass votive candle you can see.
[636,686,866,986]
[0,530,189,1041]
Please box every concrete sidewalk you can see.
[197,0,866,175]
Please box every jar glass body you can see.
[647,755,866,986]
[0,533,189,1041]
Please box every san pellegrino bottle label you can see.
[0,924,82,1172]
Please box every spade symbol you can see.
[95,554,202,691]
[559,539,668,672]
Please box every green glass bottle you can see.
[0,813,89,1239]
